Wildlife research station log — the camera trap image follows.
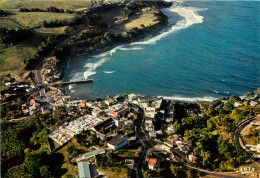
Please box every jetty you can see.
[50,79,93,86]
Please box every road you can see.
[9,116,33,122]
[233,117,256,149]
[33,15,90,98]
[134,104,245,178]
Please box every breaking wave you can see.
[157,95,217,102]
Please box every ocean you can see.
[63,1,260,102]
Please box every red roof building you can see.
[148,158,160,170]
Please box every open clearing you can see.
[8,12,76,28]
[0,18,23,28]
[0,45,36,71]
[112,12,159,32]
[35,26,68,35]
[241,124,259,145]
[0,0,92,11]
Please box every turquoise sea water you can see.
[63,1,260,101]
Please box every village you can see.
[1,56,260,177]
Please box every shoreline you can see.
[60,12,173,79]
[59,3,221,102]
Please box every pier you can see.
[50,79,93,86]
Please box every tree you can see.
[39,165,51,178]
[24,151,42,176]
[170,164,186,177]
[245,91,254,100]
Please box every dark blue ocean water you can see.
[63,1,260,101]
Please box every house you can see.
[188,155,197,163]
[77,161,91,178]
[156,130,163,135]
[167,126,174,133]
[149,131,157,138]
[233,102,242,108]
[30,99,36,105]
[160,144,171,152]
[114,119,124,127]
[105,99,115,106]
[250,101,258,106]
[109,111,118,117]
[41,106,51,114]
[148,158,160,170]
[22,109,29,116]
[164,141,173,148]
[86,102,96,108]
[96,132,107,141]
[82,149,105,159]
[166,117,173,123]
[145,107,156,118]
[107,135,128,150]
[5,82,12,87]
[125,120,134,128]
[125,159,135,169]
[128,93,137,102]
[92,118,114,133]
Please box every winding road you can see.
[134,104,248,178]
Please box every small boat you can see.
[103,70,115,74]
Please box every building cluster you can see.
[48,114,103,145]
[2,80,39,102]
[42,57,61,84]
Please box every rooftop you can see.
[78,161,91,178]
[83,149,105,159]
[148,158,158,166]
[108,135,127,146]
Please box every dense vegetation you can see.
[20,6,74,13]
[24,34,68,69]
[0,28,34,43]
[43,16,83,28]
[173,91,260,171]
[0,9,7,17]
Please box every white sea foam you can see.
[84,71,97,79]
[83,57,108,79]
[68,84,76,93]
[110,45,124,56]
[131,3,206,45]
[157,95,217,102]
[120,47,143,51]
[213,90,220,94]
[103,70,115,74]
[70,72,84,82]
[93,52,109,58]
[224,91,230,94]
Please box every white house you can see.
[107,135,128,150]
[188,155,197,163]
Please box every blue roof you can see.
[78,161,91,178]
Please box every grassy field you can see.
[241,124,259,145]
[118,148,141,158]
[35,26,68,35]
[56,139,90,177]
[0,0,92,11]
[8,12,76,28]
[113,12,159,32]
[125,13,159,30]
[0,18,23,28]
[0,45,36,71]
[99,167,128,178]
